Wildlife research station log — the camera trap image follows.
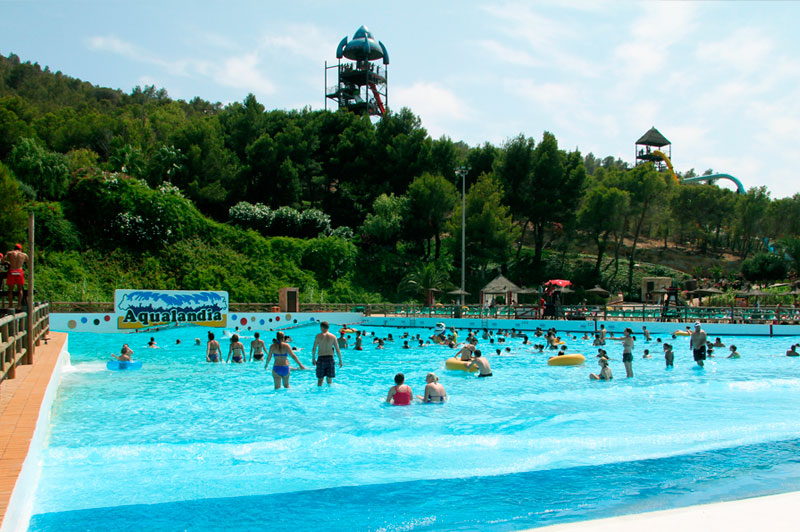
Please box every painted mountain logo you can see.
[115,290,228,329]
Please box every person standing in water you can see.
[610,327,634,377]
[227,334,245,363]
[206,332,221,363]
[690,321,707,367]
[250,332,266,362]
[354,331,363,351]
[312,321,343,386]
[664,343,674,367]
[468,350,493,377]
[265,331,306,389]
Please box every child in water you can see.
[728,345,740,359]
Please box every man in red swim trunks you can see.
[5,244,28,309]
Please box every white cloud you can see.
[613,3,699,81]
[505,78,581,109]
[215,53,275,95]
[478,40,539,67]
[481,2,597,76]
[261,24,339,62]
[393,82,470,137]
[696,27,773,73]
[86,34,276,96]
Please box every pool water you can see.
[27,325,800,531]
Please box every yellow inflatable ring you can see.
[340,328,357,333]
[673,331,691,336]
[445,357,478,372]
[548,354,586,366]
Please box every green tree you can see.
[7,137,69,200]
[529,132,586,270]
[577,183,629,278]
[741,252,788,282]
[447,173,518,276]
[613,162,669,293]
[0,162,27,246]
[360,193,409,244]
[398,261,452,304]
[405,172,458,260]
[734,186,771,259]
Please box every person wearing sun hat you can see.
[5,243,28,309]
[690,321,707,367]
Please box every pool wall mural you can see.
[115,290,229,329]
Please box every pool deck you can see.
[529,490,800,531]
[0,332,66,530]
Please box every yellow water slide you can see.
[652,150,679,183]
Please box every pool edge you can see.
[526,489,800,531]
[0,332,68,532]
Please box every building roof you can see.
[636,127,671,147]
[481,274,521,294]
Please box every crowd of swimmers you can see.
[112,319,800,401]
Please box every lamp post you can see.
[456,166,470,307]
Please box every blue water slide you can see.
[683,174,745,194]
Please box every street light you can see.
[456,165,470,307]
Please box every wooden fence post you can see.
[25,212,34,365]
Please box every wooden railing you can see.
[0,303,50,383]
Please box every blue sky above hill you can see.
[3,1,799,197]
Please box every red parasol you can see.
[545,279,572,288]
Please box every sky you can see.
[2,0,800,197]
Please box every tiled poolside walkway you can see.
[0,332,66,529]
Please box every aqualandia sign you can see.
[115,289,228,329]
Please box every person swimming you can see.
[206,332,221,363]
[266,331,306,389]
[728,344,740,358]
[227,334,245,363]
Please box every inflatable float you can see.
[673,330,691,336]
[445,357,478,372]
[547,354,586,366]
[340,328,357,334]
[107,360,143,371]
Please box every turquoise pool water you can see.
[27,324,800,531]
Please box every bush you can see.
[31,202,81,251]
[228,202,341,239]
[7,137,69,200]
[741,252,788,282]
[301,237,357,285]
[67,171,206,249]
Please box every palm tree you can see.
[399,262,452,305]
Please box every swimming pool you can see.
[25,324,800,531]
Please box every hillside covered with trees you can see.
[1,52,800,304]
